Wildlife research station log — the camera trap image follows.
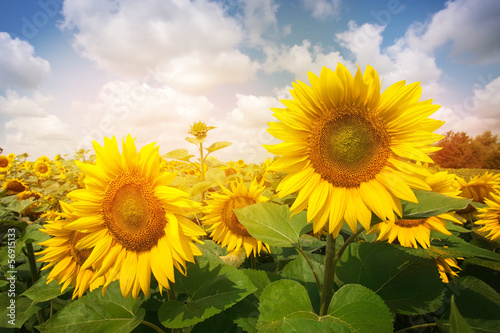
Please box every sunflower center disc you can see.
[38,164,49,173]
[7,180,26,193]
[102,173,166,252]
[222,196,255,236]
[69,231,92,266]
[395,218,428,228]
[309,106,391,188]
[0,157,8,167]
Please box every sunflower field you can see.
[1,64,500,333]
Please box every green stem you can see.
[25,243,45,324]
[319,234,336,316]
[336,228,365,262]
[166,285,182,333]
[394,322,437,333]
[319,228,365,316]
[25,243,39,284]
[199,142,205,182]
[296,246,322,296]
[140,320,165,333]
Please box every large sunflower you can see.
[63,135,205,299]
[265,64,443,236]
[475,191,500,241]
[37,202,107,299]
[202,178,270,257]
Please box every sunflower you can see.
[0,155,13,173]
[37,202,107,299]
[33,158,52,179]
[434,256,462,283]
[188,121,215,141]
[202,178,270,257]
[475,191,500,241]
[265,64,443,236]
[457,172,500,215]
[2,178,27,193]
[368,170,460,248]
[17,190,42,201]
[63,135,205,299]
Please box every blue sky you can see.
[1,0,499,162]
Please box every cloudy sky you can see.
[1,0,499,163]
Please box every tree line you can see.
[431,130,500,169]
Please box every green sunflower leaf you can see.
[35,282,145,333]
[0,293,43,329]
[402,190,471,218]
[257,280,393,333]
[163,149,194,162]
[437,276,500,332]
[233,202,308,247]
[447,295,475,333]
[22,274,72,302]
[205,141,232,153]
[158,261,256,329]
[336,242,444,315]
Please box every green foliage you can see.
[2,146,500,333]
[257,280,393,333]
[36,282,145,333]
[402,190,471,218]
[158,261,256,329]
[337,242,444,315]
[234,202,309,247]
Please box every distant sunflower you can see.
[0,155,13,173]
[64,135,205,299]
[475,191,500,241]
[265,64,443,236]
[2,178,27,193]
[236,159,246,168]
[202,178,270,257]
[457,172,500,215]
[37,202,107,299]
[17,190,42,201]
[33,158,52,179]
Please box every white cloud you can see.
[336,21,444,99]
[436,76,500,136]
[61,0,259,94]
[0,32,50,89]
[263,40,351,81]
[1,91,75,157]
[241,0,279,46]
[227,94,278,128]
[0,90,52,117]
[214,93,280,162]
[66,80,216,154]
[405,0,500,64]
[301,0,341,21]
